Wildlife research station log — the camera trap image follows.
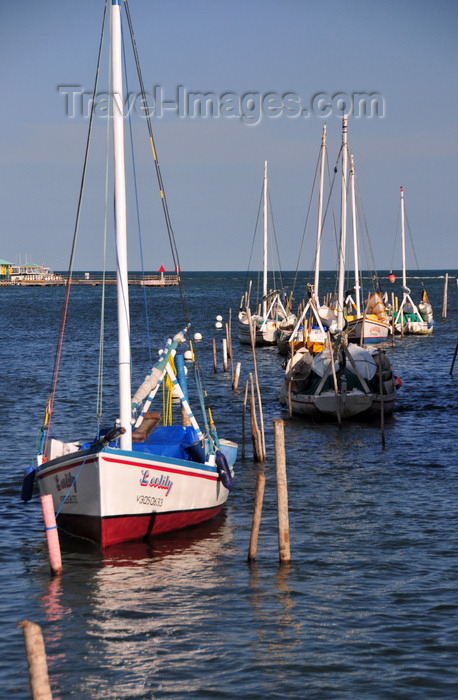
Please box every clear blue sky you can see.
[1,0,457,272]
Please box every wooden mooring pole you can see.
[247,471,266,563]
[232,361,241,390]
[212,337,218,373]
[273,418,291,564]
[442,273,449,318]
[450,340,458,377]
[18,620,52,700]
[378,353,385,448]
[222,338,228,372]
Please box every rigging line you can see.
[96,43,112,430]
[390,207,400,273]
[41,0,109,458]
[123,0,217,420]
[55,453,92,518]
[353,165,378,282]
[314,151,338,295]
[266,188,285,291]
[404,209,424,283]
[123,0,190,324]
[242,182,264,301]
[293,144,322,293]
[121,27,153,367]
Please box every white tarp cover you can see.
[345,345,377,380]
[312,345,377,380]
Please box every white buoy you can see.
[194,332,202,341]
[215,322,223,329]
[216,315,223,322]
[184,350,193,361]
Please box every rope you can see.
[122,27,153,367]
[96,7,113,435]
[241,182,263,302]
[123,0,216,434]
[55,453,91,518]
[40,1,109,460]
[123,0,191,326]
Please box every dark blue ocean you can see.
[1,269,457,699]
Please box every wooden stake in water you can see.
[273,418,291,564]
[212,337,218,373]
[242,379,249,459]
[450,340,458,377]
[226,314,232,359]
[377,352,385,447]
[232,361,241,390]
[442,272,449,318]
[249,373,263,462]
[18,620,52,700]
[247,308,266,461]
[247,471,266,563]
[222,338,228,372]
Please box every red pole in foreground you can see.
[40,494,63,576]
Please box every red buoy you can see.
[387,273,396,284]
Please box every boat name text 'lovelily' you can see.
[140,470,173,496]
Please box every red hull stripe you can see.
[58,506,223,547]
[103,455,218,481]
[37,453,218,482]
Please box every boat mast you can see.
[350,154,361,316]
[262,160,268,320]
[400,186,407,290]
[313,124,327,304]
[112,0,132,450]
[337,116,348,331]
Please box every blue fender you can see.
[215,450,233,491]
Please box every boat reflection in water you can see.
[39,515,237,697]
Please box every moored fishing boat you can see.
[238,161,290,346]
[389,186,434,335]
[279,339,398,419]
[21,0,236,548]
[279,118,398,420]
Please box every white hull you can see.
[279,341,398,421]
[279,382,396,419]
[37,444,230,547]
[237,312,277,346]
[394,320,433,335]
[347,316,391,344]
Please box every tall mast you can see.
[400,186,407,290]
[313,124,327,304]
[112,0,132,450]
[337,116,348,331]
[262,160,268,320]
[350,154,361,316]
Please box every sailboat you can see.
[279,118,398,420]
[21,0,236,548]
[238,161,291,346]
[390,186,434,335]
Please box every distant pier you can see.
[0,273,180,287]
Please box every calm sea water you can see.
[1,270,457,699]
